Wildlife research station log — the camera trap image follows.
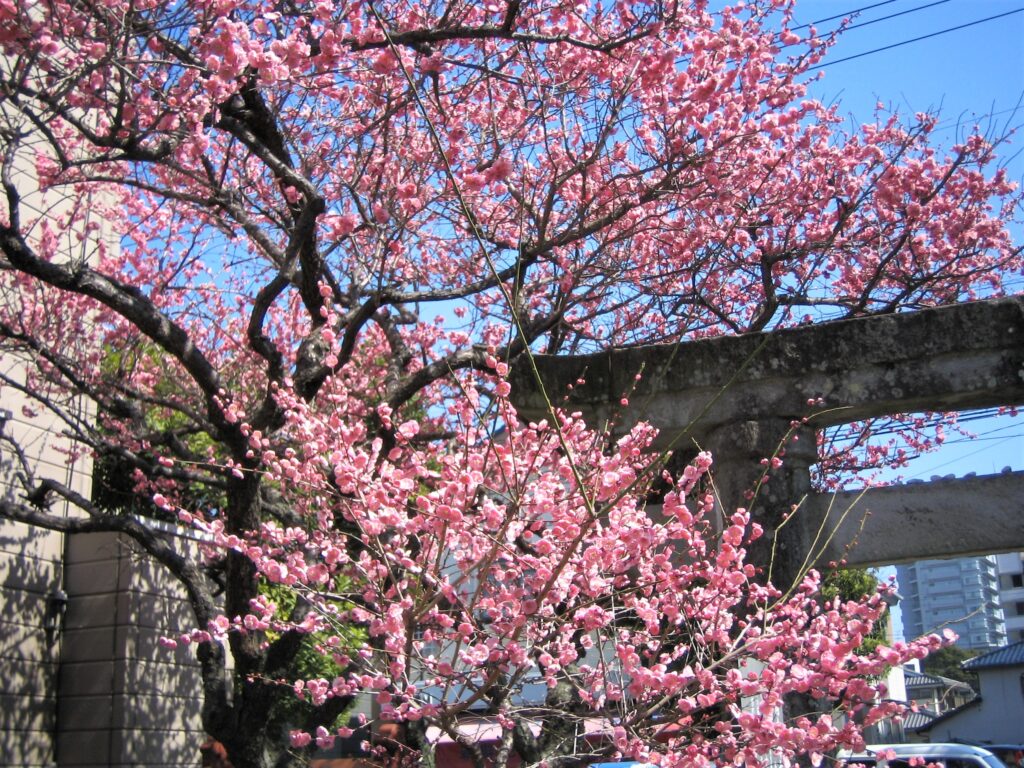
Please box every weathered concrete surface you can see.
[511,297,1024,451]
[510,297,1024,582]
[810,470,1024,569]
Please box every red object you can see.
[200,739,234,768]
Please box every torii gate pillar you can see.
[704,419,819,589]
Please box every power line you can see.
[807,8,1024,71]
[825,407,1020,441]
[941,429,1024,447]
[793,0,905,31]
[786,1,951,48]
[902,433,1023,477]
[843,0,951,33]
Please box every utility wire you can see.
[941,427,1024,446]
[902,433,1022,476]
[786,1,951,47]
[807,7,1024,71]
[827,408,1019,441]
[843,0,951,33]
[793,0,904,30]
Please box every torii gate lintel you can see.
[511,297,1024,585]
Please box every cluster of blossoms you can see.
[163,386,947,767]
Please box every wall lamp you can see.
[44,589,68,640]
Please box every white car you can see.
[843,743,1008,768]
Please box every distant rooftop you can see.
[962,640,1024,670]
[903,668,974,692]
[902,707,940,733]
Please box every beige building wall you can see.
[0,375,212,767]
[2,89,211,766]
[1,78,100,766]
[0,374,92,767]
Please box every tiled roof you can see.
[903,668,973,692]
[902,707,940,732]
[962,641,1024,670]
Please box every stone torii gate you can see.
[511,297,1024,588]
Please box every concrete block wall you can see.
[1,350,212,768]
[58,529,210,767]
[1,89,106,768]
[1,331,214,768]
[0,520,63,767]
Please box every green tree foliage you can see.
[920,645,979,690]
[259,582,363,742]
[821,568,889,655]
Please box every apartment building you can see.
[896,556,1007,650]
[996,551,1024,644]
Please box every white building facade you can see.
[919,640,1024,744]
[996,552,1024,644]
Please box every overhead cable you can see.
[842,0,951,33]
[793,0,905,30]
[807,7,1024,70]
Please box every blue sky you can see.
[795,0,1024,483]
[799,0,1023,142]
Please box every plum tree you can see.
[0,1,1019,766]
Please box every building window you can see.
[1013,573,1024,588]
